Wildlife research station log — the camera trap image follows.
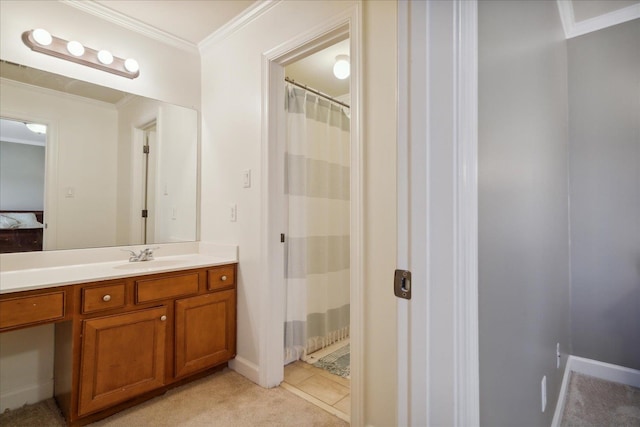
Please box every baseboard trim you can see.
[551,356,640,427]
[569,356,640,388]
[228,356,260,386]
[551,358,572,427]
[0,380,54,412]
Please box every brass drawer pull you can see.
[221,275,227,281]
[102,295,111,302]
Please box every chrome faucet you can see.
[123,247,159,262]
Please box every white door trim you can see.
[397,0,479,425]
[452,0,479,424]
[259,5,363,425]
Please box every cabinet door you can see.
[174,290,236,378]
[78,306,167,416]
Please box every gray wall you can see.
[478,1,571,426]
[0,141,45,210]
[568,20,640,370]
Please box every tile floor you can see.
[282,361,351,423]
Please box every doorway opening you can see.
[260,9,363,423]
[140,122,157,244]
[279,38,351,421]
[0,117,47,253]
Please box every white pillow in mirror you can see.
[2,213,43,228]
[0,215,20,229]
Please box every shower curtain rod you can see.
[285,77,350,109]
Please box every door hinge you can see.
[141,209,148,218]
[280,233,285,243]
[143,145,150,154]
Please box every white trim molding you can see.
[551,356,640,427]
[397,0,479,425]
[60,0,198,53]
[556,0,640,39]
[453,0,480,425]
[198,1,280,53]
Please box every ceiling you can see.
[286,39,350,98]
[93,0,257,45]
[0,118,47,147]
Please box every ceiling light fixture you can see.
[22,29,140,79]
[333,54,350,80]
[25,123,47,135]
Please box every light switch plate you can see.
[242,170,251,188]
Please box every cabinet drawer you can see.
[207,266,235,291]
[135,273,199,304]
[0,291,65,330]
[82,283,126,314]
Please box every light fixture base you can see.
[22,30,139,79]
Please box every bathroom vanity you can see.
[0,252,237,426]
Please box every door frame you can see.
[396,0,479,425]
[260,4,363,425]
[0,111,58,250]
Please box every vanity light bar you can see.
[22,29,139,79]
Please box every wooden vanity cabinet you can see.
[47,263,238,426]
[77,306,167,416]
[174,289,236,378]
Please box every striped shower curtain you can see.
[283,83,350,365]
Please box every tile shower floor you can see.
[282,344,351,423]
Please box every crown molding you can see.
[556,0,640,39]
[198,0,281,53]
[59,0,198,53]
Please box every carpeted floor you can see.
[313,344,350,379]
[0,369,348,427]
[561,372,640,427]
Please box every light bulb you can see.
[25,123,47,135]
[124,58,139,73]
[97,50,114,65]
[333,55,350,80]
[32,29,52,46]
[66,40,85,57]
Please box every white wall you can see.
[478,1,571,426]
[155,104,198,243]
[0,1,201,411]
[0,141,45,211]
[568,19,640,370]
[0,325,54,412]
[201,1,397,425]
[0,80,119,250]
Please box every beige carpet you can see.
[0,369,349,427]
[561,372,640,427]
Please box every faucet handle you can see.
[121,249,138,256]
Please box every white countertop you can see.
[0,242,238,294]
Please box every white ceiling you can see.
[285,39,350,98]
[93,0,257,45]
[0,118,47,147]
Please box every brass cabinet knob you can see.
[221,275,227,281]
[102,295,111,302]
[160,315,167,321]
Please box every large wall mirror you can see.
[0,61,198,253]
